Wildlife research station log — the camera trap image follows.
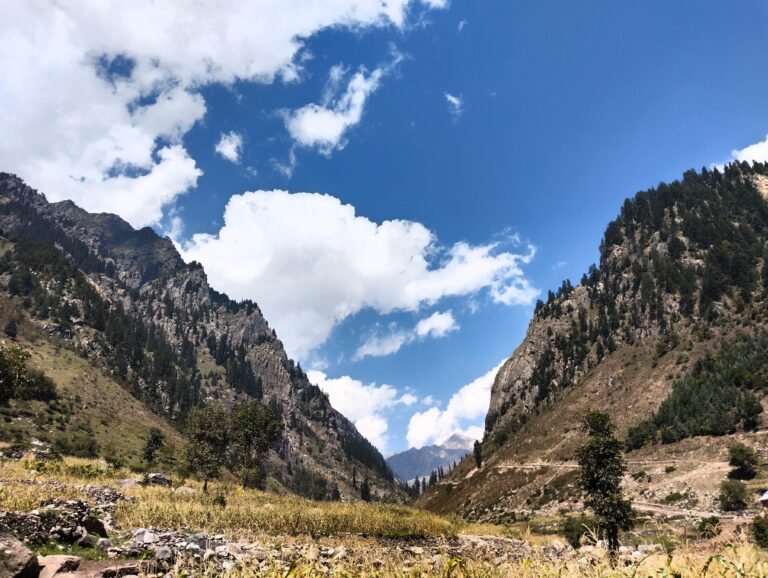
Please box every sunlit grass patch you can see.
[116,484,461,539]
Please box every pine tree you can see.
[473,440,483,469]
[576,410,634,558]
[360,477,371,502]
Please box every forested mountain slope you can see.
[0,173,398,501]
[417,162,768,520]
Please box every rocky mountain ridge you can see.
[417,161,768,520]
[0,173,397,501]
[386,434,473,482]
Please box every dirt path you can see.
[631,501,740,519]
[495,457,726,471]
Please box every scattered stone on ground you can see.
[0,532,39,578]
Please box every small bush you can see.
[698,516,720,538]
[719,479,748,512]
[560,515,595,549]
[728,443,758,480]
[752,516,768,548]
[665,465,677,474]
[631,470,651,482]
[651,533,676,555]
[663,491,684,504]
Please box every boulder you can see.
[0,533,40,578]
[153,546,173,562]
[173,486,197,495]
[143,473,172,488]
[37,555,80,578]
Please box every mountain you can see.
[417,162,768,521]
[0,173,398,501]
[387,434,473,482]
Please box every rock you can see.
[37,555,81,578]
[100,562,141,577]
[140,531,158,545]
[154,546,173,562]
[81,516,107,538]
[407,546,425,555]
[333,546,347,560]
[305,545,319,561]
[143,473,172,487]
[0,533,39,578]
[96,538,113,550]
[173,486,197,495]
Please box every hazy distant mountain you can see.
[387,433,473,482]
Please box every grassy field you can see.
[2,457,768,576]
[0,457,461,539]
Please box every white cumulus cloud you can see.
[284,57,400,155]
[215,132,244,164]
[729,134,768,164]
[0,1,444,228]
[307,370,416,452]
[406,360,505,449]
[354,311,459,360]
[178,190,538,359]
[415,311,457,338]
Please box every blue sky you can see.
[2,1,768,455]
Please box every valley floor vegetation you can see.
[2,456,768,576]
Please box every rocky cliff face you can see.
[417,162,768,520]
[486,162,768,442]
[0,173,396,501]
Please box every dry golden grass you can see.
[0,457,127,510]
[2,458,768,576]
[117,484,461,539]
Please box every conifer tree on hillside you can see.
[360,477,371,502]
[576,410,634,558]
[473,440,483,469]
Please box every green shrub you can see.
[752,516,768,548]
[662,491,684,504]
[698,516,720,538]
[718,480,748,512]
[728,443,758,480]
[560,515,595,549]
